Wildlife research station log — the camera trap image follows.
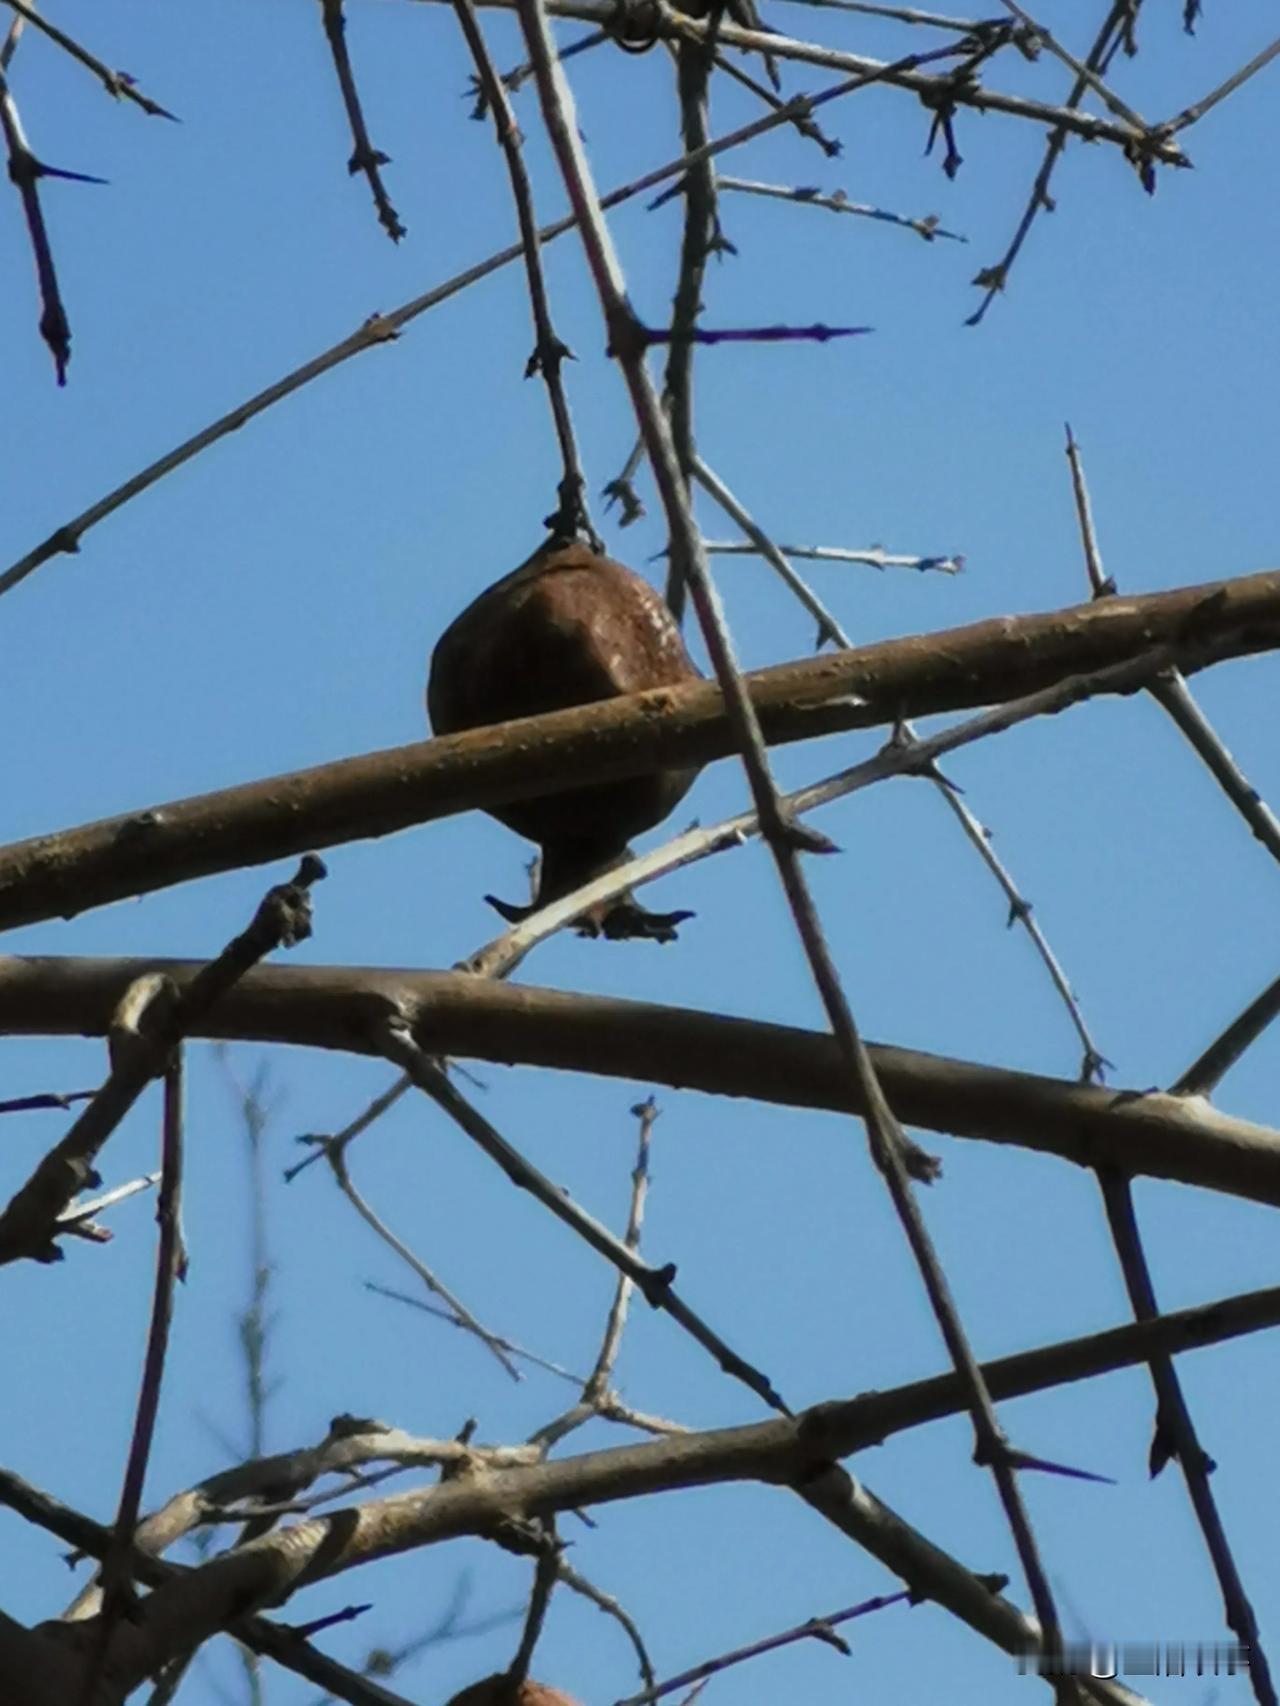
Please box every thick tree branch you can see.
[4,957,1280,1206]
[2,570,1278,931]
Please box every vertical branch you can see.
[506,10,1078,1683]
[318,0,405,241]
[233,1058,272,1706]
[505,1533,561,1690]
[662,39,719,620]
[0,23,77,384]
[1063,431,1277,1706]
[79,1048,188,1706]
[583,1098,657,1405]
[452,0,597,541]
[1097,1172,1276,1706]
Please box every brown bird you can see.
[445,1681,581,1706]
[428,539,702,938]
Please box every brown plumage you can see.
[445,1681,581,1706]
[428,540,702,936]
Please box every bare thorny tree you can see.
[2,1,1280,1703]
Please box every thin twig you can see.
[0,856,325,1265]
[994,0,1147,127]
[1064,423,1111,596]
[551,1557,656,1693]
[0,19,1182,598]
[692,453,1106,1079]
[329,1139,523,1380]
[968,1,1143,326]
[0,41,86,383]
[530,1097,660,1453]
[1173,969,1280,1099]
[484,24,607,98]
[772,0,982,22]
[285,1075,411,1183]
[1067,431,1280,868]
[702,534,962,571]
[1063,431,1277,1706]
[1097,1173,1276,1706]
[705,51,841,155]
[380,1030,791,1414]
[613,1589,914,1705]
[1,0,175,115]
[318,0,405,239]
[81,1050,189,1706]
[506,1531,561,1688]
[365,1281,585,1383]
[451,0,596,540]
[466,643,1174,982]
[57,1171,160,1230]
[0,1087,95,1114]
[585,1098,657,1403]
[661,24,720,622]
[717,174,966,241]
[1164,33,1280,134]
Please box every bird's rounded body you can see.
[428,540,701,916]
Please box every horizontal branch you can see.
[2,571,1278,932]
[419,0,1187,161]
[21,1246,1274,1705]
[4,957,1280,1206]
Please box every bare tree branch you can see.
[1,570,1276,931]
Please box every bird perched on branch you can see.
[428,539,702,939]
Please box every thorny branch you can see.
[3,569,1275,932]
[452,0,597,541]
[0,856,325,1265]
[510,0,1091,1681]
[318,0,406,239]
[1,0,176,117]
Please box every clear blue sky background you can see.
[2,3,1279,1702]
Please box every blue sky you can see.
[2,2,1279,1702]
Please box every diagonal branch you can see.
[1,0,176,117]
[2,569,1277,931]
[0,856,325,1265]
[380,1028,792,1413]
